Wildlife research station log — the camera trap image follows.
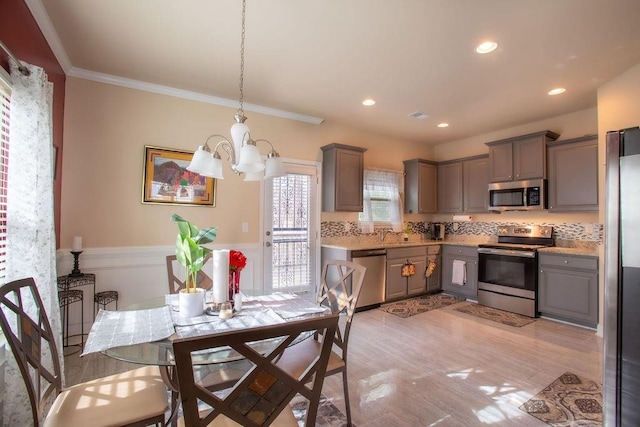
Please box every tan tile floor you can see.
[65,302,602,426]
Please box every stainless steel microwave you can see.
[488,179,546,211]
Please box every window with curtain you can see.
[359,169,404,233]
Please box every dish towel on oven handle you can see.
[452,260,466,285]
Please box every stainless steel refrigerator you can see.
[604,126,640,426]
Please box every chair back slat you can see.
[0,278,62,425]
[318,260,367,359]
[173,314,339,427]
[166,254,213,294]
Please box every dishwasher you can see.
[351,249,387,309]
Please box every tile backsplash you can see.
[321,220,603,246]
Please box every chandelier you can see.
[187,0,285,181]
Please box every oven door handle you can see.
[477,248,536,258]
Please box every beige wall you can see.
[432,108,598,161]
[60,77,432,248]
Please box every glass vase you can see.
[228,270,240,303]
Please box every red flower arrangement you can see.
[228,250,246,301]
[229,250,247,273]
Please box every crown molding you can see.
[24,0,73,73]
[68,67,324,125]
[24,1,324,125]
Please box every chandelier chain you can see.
[238,0,246,116]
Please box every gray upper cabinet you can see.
[487,130,560,182]
[437,155,489,213]
[321,143,367,212]
[404,159,437,214]
[547,135,598,212]
[463,156,489,212]
[437,162,463,213]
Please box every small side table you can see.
[57,273,96,351]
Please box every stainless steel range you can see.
[477,225,553,317]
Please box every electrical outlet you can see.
[242,222,249,233]
[584,223,594,235]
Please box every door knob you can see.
[265,242,272,247]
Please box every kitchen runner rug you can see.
[519,372,602,426]
[453,302,537,327]
[291,394,354,426]
[379,293,465,318]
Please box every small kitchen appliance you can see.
[432,223,445,240]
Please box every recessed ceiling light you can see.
[437,123,449,128]
[362,99,376,106]
[547,87,566,96]
[475,41,498,54]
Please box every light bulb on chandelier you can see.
[187,0,285,180]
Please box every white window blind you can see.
[359,169,404,233]
[0,71,10,283]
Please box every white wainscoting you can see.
[56,244,262,336]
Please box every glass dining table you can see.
[98,292,328,366]
[84,291,330,425]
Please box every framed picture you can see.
[142,145,216,206]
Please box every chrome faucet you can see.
[379,229,391,242]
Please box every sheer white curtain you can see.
[2,61,61,426]
[360,169,403,233]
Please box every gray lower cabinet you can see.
[547,135,598,212]
[426,246,441,293]
[441,245,478,299]
[538,253,598,328]
[385,246,427,301]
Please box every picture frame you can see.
[142,145,216,207]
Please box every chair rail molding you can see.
[55,244,260,334]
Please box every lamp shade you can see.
[264,155,286,179]
[187,146,213,175]
[236,144,265,173]
[208,156,225,179]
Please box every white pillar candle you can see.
[72,236,82,252]
[212,249,229,303]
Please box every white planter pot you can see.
[178,288,206,317]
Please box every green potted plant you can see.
[171,214,217,316]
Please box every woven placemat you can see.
[453,302,536,327]
[379,293,465,318]
[520,372,602,426]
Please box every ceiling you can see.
[32,0,640,145]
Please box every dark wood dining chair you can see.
[173,314,339,427]
[166,254,213,294]
[0,278,168,427]
[276,259,367,426]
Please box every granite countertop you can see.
[321,236,491,251]
[322,237,600,257]
[537,246,600,257]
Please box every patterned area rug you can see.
[520,372,602,426]
[291,394,353,426]
[453,302,536,327]
[379,293,465,318]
